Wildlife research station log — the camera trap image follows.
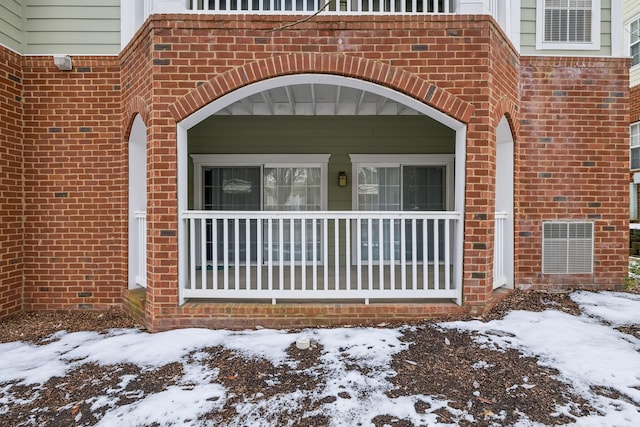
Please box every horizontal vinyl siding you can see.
[626,0,640,87]
[24,0,120,55]
[187,116,456,211]
[521,0,613,57]
[0,0,23,52]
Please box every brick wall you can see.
[1,13,628,328]
[119,14,522,329]
[518,57,629,288]
[21,56,126,311]
[0,46,23,318]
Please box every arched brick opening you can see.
[169,54,474,125]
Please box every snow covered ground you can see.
[1,291,640,426]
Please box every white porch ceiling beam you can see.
[335,86,341,115]
[261,90,275,115]
[356,89,366,115]
[376,97,388,114]
[239,98,254,114]
[284,86,295,115]
[311,84,316,115]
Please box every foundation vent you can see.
[542,222,593,274]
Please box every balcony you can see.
[186,0,456,14]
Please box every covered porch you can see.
[129,74,514,309]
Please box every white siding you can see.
[0,0,23,52]
[521,0,613,57]
[23,0,120,55]
[626,0,640,87]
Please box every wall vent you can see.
[542,222,593,274]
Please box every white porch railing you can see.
[186,0,455,14]
[180,210,461,304]
[134,211,147,288]
[493,211,507,289]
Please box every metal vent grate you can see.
[542,222,593,274]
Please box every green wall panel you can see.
[187,115,456,210]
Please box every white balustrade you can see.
[185,0,455,14]
[493,211,507,289]
[180,210,461,303]
[134,211,147,288]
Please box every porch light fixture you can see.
[338,171,347,187]
[53,55,73,71]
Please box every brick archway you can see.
[169,53,474,124]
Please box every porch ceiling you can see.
[215,83,421,116]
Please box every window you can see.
[350,154,454,262]
[536,0,601,50]
[192,154,329,264]
[630,17,640,68]
[632,123,640,170]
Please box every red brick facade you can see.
[518,57,630,288]
[21,57,125,312]
[0,14,630,329]
[0,48,23,319]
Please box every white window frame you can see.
[628,14,640,70]
[191,154,330,210]
[632,123,640,171]
[349,154,455,212]
[536,0,601,51]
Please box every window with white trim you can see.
[536,0,601,50]
[349,154,454,262]
[191,154,329,263]
[630,16,640,68]
[632,123,640,170]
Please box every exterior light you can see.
[338,171,347,187]
[53,55,72,71]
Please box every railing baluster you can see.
[335,218,340,291]
[367,219,373,290]
[323,218,329,290]
[378,219,384,290]
[201,217,208,290]
[279,218,284,291]
[290,218,295,290]
[190,217,196,290]
[422,218,428,289]
[245,218,251,290]
[212,217,218,290]
[411,218,417,290]
[234,218,240,290]
[390,218,395,289]
[345,218,351,290]
[268,218,273,291]
[301,218,306,291]
[444,218,451,290]
[356,218,362,290]
[401,218,406,290]
[223,219,229,291]
[312,218,318,291]
[433,218,439,289]
[257,218,262,290]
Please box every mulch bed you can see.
[0,290,623,426]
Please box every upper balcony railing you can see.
[186,0,456,14]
